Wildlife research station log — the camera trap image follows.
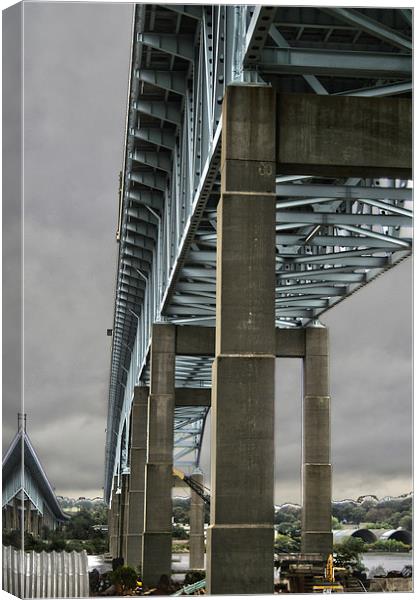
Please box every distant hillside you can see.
[57,496,106,512]
[274,492,412,531]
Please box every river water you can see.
[360,552,412,576]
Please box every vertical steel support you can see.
[301,324,333,557]
[207,84,277,594]
[189,472,205,570]
[142,324,176,586]
[125,386,148,570]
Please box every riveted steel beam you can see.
[138,33,195,62]
[244,5,278,65]
[136,69,188,96]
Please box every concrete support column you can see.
[189,472,205,570]
[142,324,175,586]
[126,387,148,570]
[110,476,121,558]
[207,85,277,595]
[119,473,129,559]
[301,324,332,557]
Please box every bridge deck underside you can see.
[105,4,412,500]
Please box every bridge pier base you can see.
[109,475,120,558]
[125,386,148,569]
[142,324,175,587]
[119,473,129,560]
[189,472,205,570]
[301,324,333,557]
[207,84,276,595]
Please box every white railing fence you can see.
[2,545,89,598]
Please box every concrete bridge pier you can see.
[125,386,148,569]
[207,85,276,595]
[189,471,205,570]
[109,475,120,557]
[119,473,129,559]
[142,324,175,586]
[301,323,332,557]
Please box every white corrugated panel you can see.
[2,546,89,598]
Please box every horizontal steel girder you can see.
[258,47,411,78]
[276,211,411,227]
[322,8,412,51]
[136,69,187,96]
[276,184,412,201]
[133,100,182,126]
[138,33,195,62]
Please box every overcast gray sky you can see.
[3,2,412,503]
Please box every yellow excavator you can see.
[172,468,211,505]
[312,554,344,593]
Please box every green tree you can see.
[274,533,299,554]
[399,514,412,531]
[367,539,410,553]
[333,537,366,572]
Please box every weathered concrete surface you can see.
[175,387,211,407]
[175,325,215,356]
[301,325,332,557]
[109,476,120,558]
[276,327,306,357]
[189,472,205,570]
[142,324,175,587]
[277,94,412,178]
[208,84,276,595]
[177,325,308,359]
[119,474,129,559]
[125,387,148,569]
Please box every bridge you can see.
[104,5,412,594]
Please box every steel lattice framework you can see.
[104,5,412,501]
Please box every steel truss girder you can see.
[259,47,411,78]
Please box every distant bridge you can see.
[104,5,411,593]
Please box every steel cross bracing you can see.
[104,5,412,501]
